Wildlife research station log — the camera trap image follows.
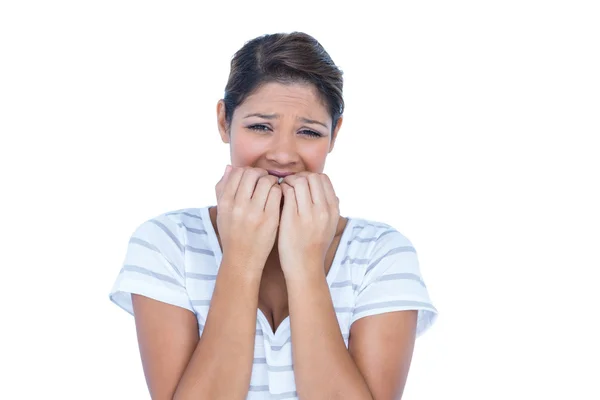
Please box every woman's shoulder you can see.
[346,214,413,249]
[127,206,213,248]
[161,206,211,226]
[137,206,212,229]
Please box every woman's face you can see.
[217,81,342,175]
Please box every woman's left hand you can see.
[278,172,340,279]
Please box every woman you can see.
[110,31,438,400]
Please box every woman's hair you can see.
[223,32,344,132]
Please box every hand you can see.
[278,172,340,278]
[215,165,282,272]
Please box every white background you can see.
[1,1,599,399]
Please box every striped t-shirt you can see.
[109,206,438,399]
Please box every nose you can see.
[265,131,299,166]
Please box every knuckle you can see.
[240,166,252,175]
[317,208,329,221]
[248,169,264,181]
[232,203,244,216]
[220,198,232,208]
[247,210,262,224]
[260,174,277,183]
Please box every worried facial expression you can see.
[217,82,342,177]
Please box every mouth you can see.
[267,170,294,178]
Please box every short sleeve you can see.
[109,214,193,316]
[351,230,438,337]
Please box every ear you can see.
[328,116,343,153]
[216,99,230,144]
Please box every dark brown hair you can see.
[223,32,344,132]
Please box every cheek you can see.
[302,145,330,171]
[230,134,263,164]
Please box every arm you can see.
[132,255,262,400]
[348,310,418,399]
[286,268,373,400]
[287,266,418,400]
[131,167,282,399]
[279,173,428,398]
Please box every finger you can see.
[237,168,268,201]
[215,165,233,201]
[291,171,310,178]
[286,175,312,213]
[220,166,244,203]
[281,182,297,216]
[281,171,309,186]
[307,173,327,205]
[321,174,338,207]
[252,174,279,209]
[265,183,283,215]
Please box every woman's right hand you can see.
[214,165,282,272]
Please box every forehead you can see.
[235,81,330,121]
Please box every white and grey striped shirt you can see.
[110,206,438,399]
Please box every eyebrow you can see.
[243,113,329,129]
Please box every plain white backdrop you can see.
[1,1,599,399]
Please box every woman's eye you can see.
[247,125,322,137]
[248,124,270,132]
[300,130,322,138]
